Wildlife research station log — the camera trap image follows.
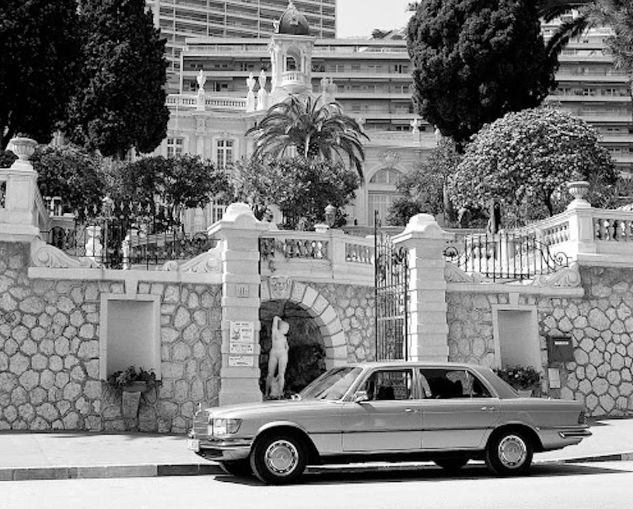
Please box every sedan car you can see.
[187,361,591,484]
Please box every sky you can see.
[336,0,414,38]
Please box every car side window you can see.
[419,368,492,399]
[361,369,414,401]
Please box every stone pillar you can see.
[0,137,40,241]
[392,214,453,361]
[208,203,269,406]
[565,180,596,258]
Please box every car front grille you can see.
[192,409,211,438]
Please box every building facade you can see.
[147,0,336,89]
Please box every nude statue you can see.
[266,316,289,398]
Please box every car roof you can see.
[342,361,492,371]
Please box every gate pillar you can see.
[393,214,453,361]
[208,203,269,406]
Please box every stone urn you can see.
[8,137,37,161]
[567,180,590,202]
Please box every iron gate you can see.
[374,227,409,361]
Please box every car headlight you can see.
[211,418,242,436]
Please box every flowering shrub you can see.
[494,365,542,390]
[106,366,161,391]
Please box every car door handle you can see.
[480,406,497,412]
[405,408,418,413]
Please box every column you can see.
[208,203,269,406]
[392,214,454,361]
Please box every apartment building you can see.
[156,4,633,228]
[147,0,336,88]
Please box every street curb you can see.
[2,452,632,482]
[0,463,222,482]
[538,451,633,464]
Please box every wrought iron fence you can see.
[374,228,409,361]
[44,200,215,269]
[444,231,569,281]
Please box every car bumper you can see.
[539,426,592,450]
[187,433,253,461]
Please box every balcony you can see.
[281,71,309,93]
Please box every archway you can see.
[259,277,349,396]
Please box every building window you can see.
[167,137,184,157]
[370,168,402,185]
[368,193,397,225]
[216,139,234,168]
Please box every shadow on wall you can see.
[259,299,326,397]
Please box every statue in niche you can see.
[196,70,206,92]
[266,316,290,398]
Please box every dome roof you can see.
[276,1,310,36]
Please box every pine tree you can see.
[64,0,169,158]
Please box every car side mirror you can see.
[353,390,369,403]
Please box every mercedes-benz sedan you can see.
[187,361,591,484]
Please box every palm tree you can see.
[246,95,370,181]
[538,0,633,68]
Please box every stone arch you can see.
[261,276,347,369]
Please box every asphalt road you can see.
[3,461,632,509]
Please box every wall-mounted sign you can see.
[230,321,254,343]
[236,284,250,298]
[230,342,254,355]
[228,355,254,367]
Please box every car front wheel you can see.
[218,458,252,477]
[250,433,307,484]
[485,430,533,476]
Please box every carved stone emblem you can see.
[269,275,291,299]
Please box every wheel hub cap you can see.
[498,435,527,468]
[265,440,298,475]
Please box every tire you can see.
[485,430,533,476]
[433,457,469,472]
[249,433,307,485]
[218,459,252,477]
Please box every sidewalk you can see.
[1,418,632,482]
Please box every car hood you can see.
[201,398,340,420]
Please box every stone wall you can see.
[311,283,375,362]
[0,242,223,432]
[446,266,633,417]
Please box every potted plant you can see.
[106,366,161,418]
[494,365,542,397]
[107,366,161,393]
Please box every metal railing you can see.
[44,201,215,269]
[444,231,569,282]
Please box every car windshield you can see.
[299,367,363,400]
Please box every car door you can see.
[341,368,423,452]
[418,367,500,450]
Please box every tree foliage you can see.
[110,155,231,210]
[407,0,557,147]
[246,95,369,180]
[539,1,633,73]
[0,0,80,150]
[386,138,461,226]
[31,145,105,217]
[448,107,619,225]
[64,0,169,158]
[232,157,360,230]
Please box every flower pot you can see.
[121,390,142,418]
[122,381,149,393]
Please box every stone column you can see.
[392,214,453,361]
[0,137,40,241]
[565,179,596,258]
[208,203,269,406]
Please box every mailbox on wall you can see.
[547,335,575,364]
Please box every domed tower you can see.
[268,1,316,103]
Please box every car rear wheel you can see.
[433,457,469,472]
[485,430,533,476]
[218,459,252,477]
[250,433,307,485]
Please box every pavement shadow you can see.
[215,462,632,487]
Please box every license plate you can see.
[187,439,200,452]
